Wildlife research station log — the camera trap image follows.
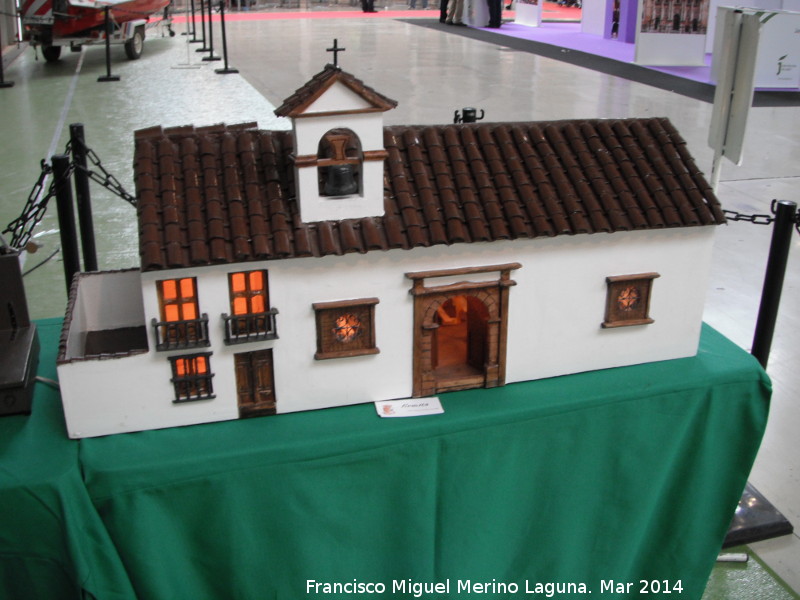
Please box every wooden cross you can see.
[326,39,345,68]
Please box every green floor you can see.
[703,547,799,600]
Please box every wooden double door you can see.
[235,349,276,418]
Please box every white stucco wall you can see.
[57,226,717,438]
[60,270,145,363]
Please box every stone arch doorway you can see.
[407,263,520,398]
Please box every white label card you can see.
[375,397,444,418]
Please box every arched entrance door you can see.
[407,263,520,398]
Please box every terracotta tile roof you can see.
[132,118,726,272]
[274,65,398,117]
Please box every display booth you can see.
[513,0,712,66]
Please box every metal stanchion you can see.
[215,0,238,74]
[185,0,199,39]
[97,7,121,82]
[202,0,220,61]
[195,0,209,52]
[174,0,202,68]
[52,155,82,293]
[69,124,98,272]
[751,200,797,368]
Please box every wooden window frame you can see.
[154,277,209,350]
[222,270,278,345]
[158,277,199,322]
[229,270,269,315]
[169,352,215,403]
[602,272,660,328]
[312,298,380,360]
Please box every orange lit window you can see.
[158,278,199,322]
[174,355,207,377]
[229,270,268,316]
[169,353,214,402]
[602,273,660,328]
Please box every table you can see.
[1,319,771,599]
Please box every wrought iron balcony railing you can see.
[221,308,279,345]
[171,374,216,403]
[151,314,211,351]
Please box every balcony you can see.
[151,314,211,351]
[221,308,279,345]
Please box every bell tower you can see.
[274,46,398,223]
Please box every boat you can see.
[20,0,174,62]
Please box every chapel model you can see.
[56,62,727,438]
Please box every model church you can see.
[55,60,727,438]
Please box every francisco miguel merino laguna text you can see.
[306,579,593,597]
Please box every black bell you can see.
[323,164,359,197]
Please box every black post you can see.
[215,0,238,74]
[751,200,797,368]
[184,0,197,38]
[189,0,200,41]
[97,7,121,82]
[69,124,98,272]
[52,155,82,293]
[202,0,220,61]
[1,22,16,88]
[196,0,209,52]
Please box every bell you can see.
[323,164,359,197]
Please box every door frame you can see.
[406,263,520,398]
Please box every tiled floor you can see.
[1,5,798,595]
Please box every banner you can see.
[634,0,710,65]
[640,0,710,34]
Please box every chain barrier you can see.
[2,161,62,250]
[2,142,135,250]
[723,210,774,225]
[723,200,800,235]
[67,138,137,206]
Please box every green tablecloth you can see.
[1,319,770,599]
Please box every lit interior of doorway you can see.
[433,295,488,382]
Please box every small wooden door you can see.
[235,349,276,418]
